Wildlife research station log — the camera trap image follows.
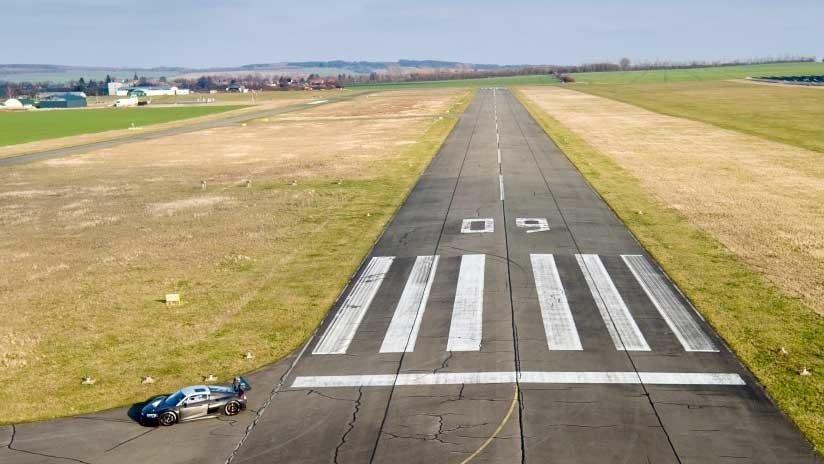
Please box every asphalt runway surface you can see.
[2,89,819,463]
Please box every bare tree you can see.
[620,57,631,70]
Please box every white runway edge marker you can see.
[622,255,717,352]
[499,174,505,201]
[497,148,501,164]
[531,255,583,350]
[313,257,395,354]
[576,254,650,351]
[447,255,485,351]
[380,255,440,353]
[291,371,745,388]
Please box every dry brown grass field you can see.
[520,86,824,316]
[0,88,470,423]
[517,87,824,450]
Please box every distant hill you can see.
[0,60,539,83]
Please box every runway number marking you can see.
[461,218,494,234]
[516,217,549,233]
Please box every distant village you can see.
[1,73,345,110]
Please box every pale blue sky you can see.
[1,0,821,67]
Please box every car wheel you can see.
[224,401,241,416]
[158,411,177,426]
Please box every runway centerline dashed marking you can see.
[499,174,505,201]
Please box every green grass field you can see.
[516,91,824,454]
[0,106,244,147]
[573,62,824,84]
[351,62,824,90]
[352,74,560,90]
[572,80,824,154]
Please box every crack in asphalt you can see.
[7,424,93,464]
[505,90,684,464]
[545,423,620,429]
[435,351,454,374]
[367,88,486,464]
[382,430,461,447]
[104,428,156,453]
[224,332,316,464]
[5,424,14,449]
[656,402,737,410]
[306,389,358,403]
[333,387,363,464]
[498,90,526,464]
[381,413,487,450]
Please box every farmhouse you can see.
[37,93,87,109]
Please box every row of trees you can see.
[2,56,819,98]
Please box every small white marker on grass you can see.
[165,293,180,306]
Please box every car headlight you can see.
[145,413,157,418]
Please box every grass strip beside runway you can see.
[0,89,474,424]
[515,90,824,455]
[0,106,244,146]
[572,80,824,154]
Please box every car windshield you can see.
[164,391,186,406]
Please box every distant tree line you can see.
[1,56,818,98]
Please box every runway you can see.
[230,89,818,463]
[2,88,818,464]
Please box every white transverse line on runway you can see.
[576,254,651,351]
[499,174,505,201]
[291,371,746,388]
[380,255,440,353]
[622,255,718,352]
[447,254,485,351]
[531,254,583,350]
[313,257,395,355]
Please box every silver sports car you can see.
[139,377,251,426]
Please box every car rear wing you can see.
[232,376,252,392]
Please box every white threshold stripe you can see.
[531,254,583,350]
[499,174,505,201]
[379,255,440,353]
[622,255,718,352]
[447,254,485,351]
[313,257,395,355]
[576,254,650,351]
[291,371,745,388]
